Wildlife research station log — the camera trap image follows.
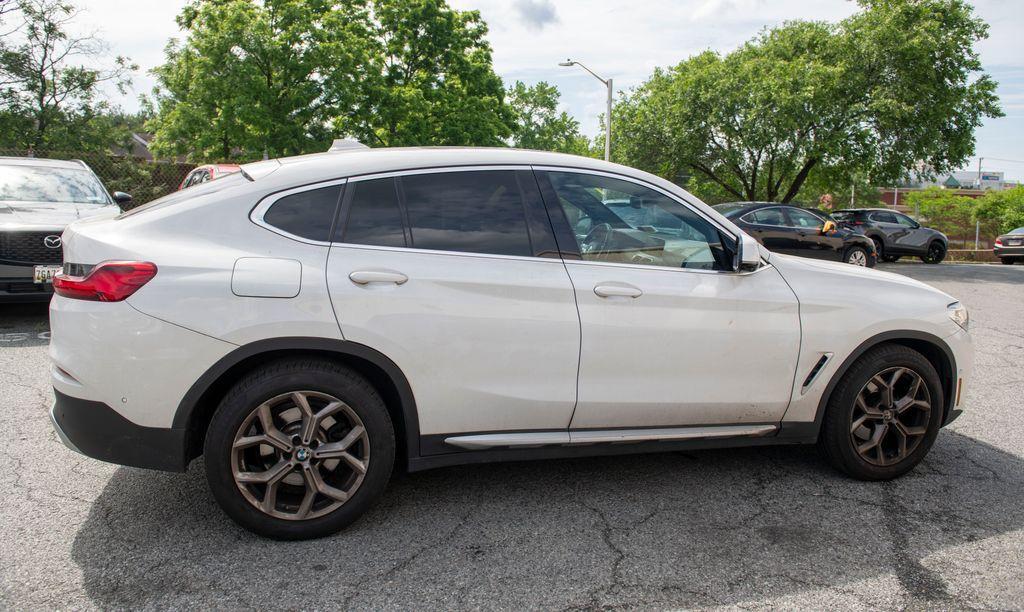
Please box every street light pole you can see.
[559,59,612,161]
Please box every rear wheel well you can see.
[183,349,410,471]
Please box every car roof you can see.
[0,156,89,170]
[240,147,670,192]
[714,201,818,217]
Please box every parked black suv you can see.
[714,202,877,267]
[830,208,947,264]
[0,157,130,302]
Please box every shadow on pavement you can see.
[0,302,51,347]
[71,430,1023,609]
[878,262,1024,285]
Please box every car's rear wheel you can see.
[844,246,873,267]
[1000,257,1015,265]
[819,344,943,480]
[204,358,395,539]
[921,241,946,264]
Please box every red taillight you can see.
[53,261,157,302]
[995,238,1003,246]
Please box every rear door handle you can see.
[349,270,408,285]
[594,283,642,298]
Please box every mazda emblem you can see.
[43,235,62,249]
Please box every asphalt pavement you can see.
[1,263,1023,610]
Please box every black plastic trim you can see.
[172,337,421,465]
[408,434,809,473]
[52,389,188,472]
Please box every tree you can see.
[905,187,975,244]
[148,0,373,161]
[336,0,512,147]
[0,0,135,153]
[613,0,1002,203]
[506,80,595,156]
[975,187,1024,235]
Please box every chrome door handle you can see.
[349,270,408,285]
[594,284,642,298]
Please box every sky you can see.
[69,0,1024,180]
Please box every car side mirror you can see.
[821,220,837,234]
[737,232,761,272]
[112,191,133,209]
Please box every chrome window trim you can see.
[329,241,570,265]
[249,178,348,246]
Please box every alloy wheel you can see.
[847,249,868,266]
[230,390,369,520]
[925,242,945,263]
[850,367,931,466]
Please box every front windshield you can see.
[0,164,110,204]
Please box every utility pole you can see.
[975,157,983,250]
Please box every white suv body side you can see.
[48,147,972,537]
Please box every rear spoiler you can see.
[239,159,281,182]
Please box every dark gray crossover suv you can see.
[831,208,948,264]
[0,157,129,302]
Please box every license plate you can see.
[33,265,62,284]
[1008,239,1022,246]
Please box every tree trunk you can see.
[780,158,818,203]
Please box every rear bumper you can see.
[993,246,1024,257]
[50,389,188,471]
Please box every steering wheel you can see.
[581,222,613,256]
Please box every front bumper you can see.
[1,263,53,302]
[50,389,188,471]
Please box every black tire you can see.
[921,241,946,264]
[871,238,885,260]
[1000,257,1015,265]
[843,246,873,267]
[881,254,900,263]
[204,358,395,539]
[819,344,944,481]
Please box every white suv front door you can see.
[326,169,581,442]
[538,169,801,430]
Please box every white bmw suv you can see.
[48,148,972,539]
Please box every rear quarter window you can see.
[261,184,343,242]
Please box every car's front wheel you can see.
[204,358,395,539]
[844,246,874,267]
[819,344,943,480]
[921,241,947,264]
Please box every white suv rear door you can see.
[326,168,580,444]
[536,169,801,430]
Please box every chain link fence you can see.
[0,149,207,210]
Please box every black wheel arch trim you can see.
[173,337,421,467]
[785,329,958,440]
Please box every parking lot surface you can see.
[1,263,1023,610]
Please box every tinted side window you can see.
[263,184,342,242]
[744,207,786,226]
[895,214,917,228]
[786,208,824,228]
[338,177,406,247]
[872,212,897,224]
[400,171,532,256]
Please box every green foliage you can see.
[613,0,1002,203]
[149,0,513,160]
[0,0,136,152]
[975,187,1024,234]
[341,0,511,147]
[506,80,596,156]
[148,0,372,161]
[905,187,975,237]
